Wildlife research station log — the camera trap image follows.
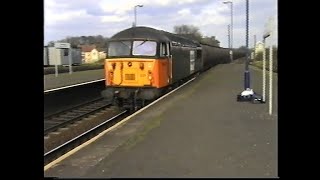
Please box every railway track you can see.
[44,72,201,167]
[44,98,111,135]
[44,110,128,166]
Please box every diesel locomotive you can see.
[101,26,245,110]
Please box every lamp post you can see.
[227,25,231,49]
[237,0,263,103]
[244,0,250,90]
[263,33,270,104]
[133,5,143,27]
[223,0,233,61]
[223,1,233,49]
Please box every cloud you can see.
[101,15,129,23]
[44,0,278,48]
[178,8,191,16]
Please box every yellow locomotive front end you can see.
[106,58,156,87]
[101,39,171,110]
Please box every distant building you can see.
[99,51,107,60]
[255,41,264,55]
[46,46,82,66]
[44,46,49,66]
[79,45,107,63]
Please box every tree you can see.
[173,24,203,42]
[201,36,220,47]
[238,46,249,52]
[46,35,110,48]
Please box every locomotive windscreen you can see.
[108,41,132,56]
[132,41,157,56]
[108,40,158,57]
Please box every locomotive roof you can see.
[110,26,200,47]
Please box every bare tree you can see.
[201,36,220,47]
[46,35,110,48]
[173,24,203,42]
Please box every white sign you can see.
[54,43,70,49]
[190,50,195,73]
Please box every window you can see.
[166,43,170,56]
[160,43,170,57]
[108,41,131,56]
[132,41,157,56]
[64,49,69,56]
[108,40,157,57]
[160,43,165,56]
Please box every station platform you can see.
[44,59,278,178]
[44,69,104,92]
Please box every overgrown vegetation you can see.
[47,35,109,48]
[251,47,278,73]
[173,24,221,46]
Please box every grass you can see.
[250,47,278,73]
[251,60,277,73]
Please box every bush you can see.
[252,47,278,73]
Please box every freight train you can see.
[101,26,245,111]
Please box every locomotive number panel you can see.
[125,74,136,80]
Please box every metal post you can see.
[134,7,137,27]
[228,25,231,49]
[229,1,234,62]
[55,48,58,77]
[133,5,143,27]
[262,39,266,102]
[69,47,72,74]
[253,34,256,60]
[269,45,273,115]
[244,0,250,90]
[231,2,233,49]
[223,1,233,62]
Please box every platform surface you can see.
[44,60,278,178]
[44,69,104,91]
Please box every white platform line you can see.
[44,79,105,93]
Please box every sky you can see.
[44,0,278,48]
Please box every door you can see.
[167,43,172,84]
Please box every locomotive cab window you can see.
[132,41,157,56]
[108,41,132,57]
[160,42,170,57]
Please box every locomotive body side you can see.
[163,32,202,83]
[201,44,230,69]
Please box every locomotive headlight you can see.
[139,62,144,70]
[128,62,132,67]
[148,70,152,80]
[111,62,116,70]
[148,63,152,69]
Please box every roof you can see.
[79,44,96,52]
[96,47,106,52]
[109,26,200,47]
